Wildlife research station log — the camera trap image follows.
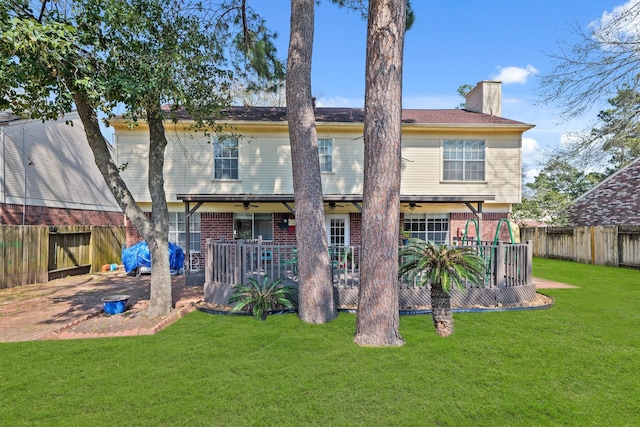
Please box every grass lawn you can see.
[1,258,638,426]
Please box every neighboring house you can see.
[567,157,640,226]
[0,111,123,226]
[114,81,534,269]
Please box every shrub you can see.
[228,276,297,320]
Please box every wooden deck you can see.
[202,240,535,308]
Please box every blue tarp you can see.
[122,241,185,273]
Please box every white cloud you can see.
[521,138,541,184]
[591,0,640,42]
[559,131,585,148]
[523,167,539,185]
[522,137,544,168]
[491,65,539,84]
[522,137,539,157]
[316,96,363,108]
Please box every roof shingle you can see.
[171,106,530,127]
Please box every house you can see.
[113,81,534,274]
[567,157,640,226]
[0,111,123,226]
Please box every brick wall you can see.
[567,159,640,226]
[273,213,297,244]
[125,212,236,268]
[0,203,123,227]
[125,212,151,246]
[349,213,362,246]
[124,209,516,263]
[450,212,513,243]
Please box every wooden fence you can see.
[521,225,640,269]
[0,225,126,289]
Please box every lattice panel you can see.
[496,285,536,305]
[204,282,234,305]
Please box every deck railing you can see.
[205,239,532,290]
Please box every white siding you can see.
[400,133,521,204]
[115,123,523,206]
[320,132,364,195]
[117,128,296,201]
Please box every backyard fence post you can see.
[526,240,533,285]
[235,240,242,285]
[205,238,212,284]
[496,242,506,287]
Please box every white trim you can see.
[212,135,240,180]
[441,139,486,182]
[318,138,333,173]
[325,213,349,247]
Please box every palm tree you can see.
[399,240,485,337]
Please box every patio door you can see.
[326,214,349,247]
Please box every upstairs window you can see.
[318,138,333,172]
[443,140,485,181]
[213,136,239,180]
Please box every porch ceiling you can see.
[175,194,496,204]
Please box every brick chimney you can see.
[465,81,502,116]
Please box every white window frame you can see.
[404,213,449,244]
[318,138,333,173]
[442,140,485,181]
[212,136,239,180]
[169,212,201,253]
[325,214,350,247]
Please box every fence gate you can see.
[48,226,93,280]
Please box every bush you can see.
[228,276,297,320]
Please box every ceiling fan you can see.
[235,201,258,211]
[326,202,345,211]
[404,202,422,210]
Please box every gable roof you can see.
[567,157,640,226]
[0,111,20,124]
[168,106,532,128]
[572,157,640,204]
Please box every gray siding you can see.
[1,113,121,211]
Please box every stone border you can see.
[51,303,197,340]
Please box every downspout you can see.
[185,201,190,277]
[1,126,5,208]
[22,126,26,225]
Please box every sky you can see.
[248,0,631,177]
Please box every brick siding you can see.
[124,210,514,258]
[450,212,513,243]
[0,203,124,226]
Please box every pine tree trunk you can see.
[286,0,336,324]
[430,282,454,337]
[354,0,406,347]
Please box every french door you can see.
[326,214,349,247]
